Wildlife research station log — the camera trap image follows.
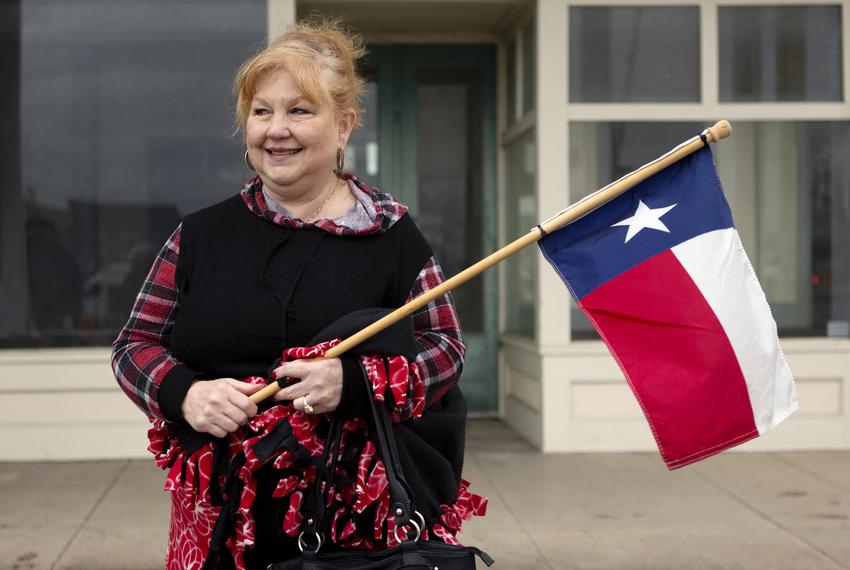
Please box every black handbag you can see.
[268,375,494,570]
[270,541,493,569]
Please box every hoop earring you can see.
[244,150,255,172]
[333,147,345,177]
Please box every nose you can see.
[266,112,292,139]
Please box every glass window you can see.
[715,122,849,336]
[505,130,537,338]
[506,34,517,124]
[522,18,536,115]
[569,7,700,103]
[0,0,266,347]
[346,79,379,188]
[719,6,843,102]
[568,121,850,339]
[416,69,484,332]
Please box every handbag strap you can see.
[362,370,419,535]
[301,360,421,552]
[300,417,343,552]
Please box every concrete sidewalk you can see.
[1,420,848,570]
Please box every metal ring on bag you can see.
[413,510,426,532]
[392,518,422,544]
[297,530,324,553]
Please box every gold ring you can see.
[303,395,315,415]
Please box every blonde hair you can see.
[234,18,366,134]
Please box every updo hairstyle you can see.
[234,19,366,135]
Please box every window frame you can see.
[499,7,538,341]
[564,0,850,121]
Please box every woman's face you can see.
[246,67,355,198]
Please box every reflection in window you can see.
[569,6,700,103]
[719,6,843,102]
[0,0,266,347]
[416,70,484,332]
[346,79,379,188]
[506,34,518,124]
[505,130,537,338]
[715,122,849,336]
[522,18,536,116]
[568,122,850,339]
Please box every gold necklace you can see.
[306,181,337,222]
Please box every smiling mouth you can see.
[266,149,302,157]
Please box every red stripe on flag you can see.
[580,249,759,469]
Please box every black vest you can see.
[171,195,432,380]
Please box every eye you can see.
[252,107,270,116]
[290,107,312,117]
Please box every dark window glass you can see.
[569,7,700,102]
[719,6,843,102]
[506,34,517,123]
[0,0,265,347]
[505,130,536,338]
[416,69,484,332]
[522,18,535,115]
[345,78,379,188]
[714,122,850,337]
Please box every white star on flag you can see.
[612,200,677,243]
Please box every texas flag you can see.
[539,145,798,469]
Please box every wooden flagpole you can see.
[250,120,733,405]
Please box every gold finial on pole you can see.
[706,120,732,143]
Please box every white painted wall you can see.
[533,339,850,453]
[0,349,151,460]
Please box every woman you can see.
[112,20,485,569]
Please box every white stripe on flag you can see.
[672,229,798,435]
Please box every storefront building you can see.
[1,0,848,459]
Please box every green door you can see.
[346,45,498,413]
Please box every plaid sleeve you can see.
[111,225,191,420]
[406,255,465,414]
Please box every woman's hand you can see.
[181,379,261,438]
[271,358,343,414]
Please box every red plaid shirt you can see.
[112,178,465,421]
